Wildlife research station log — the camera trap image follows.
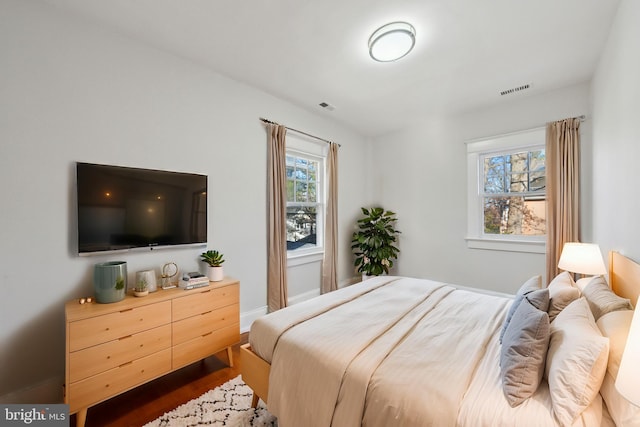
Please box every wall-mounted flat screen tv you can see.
[76,162,207,255]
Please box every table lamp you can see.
[557,242,607,276]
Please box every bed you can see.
[240,251,640,426]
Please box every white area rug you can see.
[144,376,277,426]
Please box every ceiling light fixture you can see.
[368,21,416,62]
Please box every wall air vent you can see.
[500,84,530,96]
[319,102,335,111]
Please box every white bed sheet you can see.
[248,276,608,427]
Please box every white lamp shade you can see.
[368,22,416,62]
[616,300,640,406]
[557,242,607,275]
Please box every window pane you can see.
[286,206,317,250]
[529,150,545,171]
[295,181,307,202]
[509,173,528,192]
[295,166,308,181]
[308,183,316,202]
[508,152,528,173]
[530,171,546,191]
[484,196,546,235]
[286,180,294,201]
[286,166,295,179]
[484,156,505,193]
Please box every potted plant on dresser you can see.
[200,249,225,281]
[351,207,400,279]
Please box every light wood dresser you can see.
[64,277,239,427]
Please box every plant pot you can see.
[134,290,149,297]
[207,266,224,282]
[94,261,127,304]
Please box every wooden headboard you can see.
[609,251,640,306]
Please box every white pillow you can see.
[596,309,633,378]
[547,271,580,322]
[600,372,640,427]
[545,298,609,426]
[575,276,596,292]
[596,310,640,426]
[582,276,633,320]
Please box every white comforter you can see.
[249,276,608,427]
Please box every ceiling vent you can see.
[500,84,530,96]
[319,102,335,111]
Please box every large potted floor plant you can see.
[351,207,400,278]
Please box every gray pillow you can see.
[582,276,633,320]
[500,275,543,343]
[500,296,551,407]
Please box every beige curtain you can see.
[322,142,339,294]
[545,117,581,283]
[267,124,288,312]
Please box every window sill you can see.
[465,237,545,254]
[287,250,324,266]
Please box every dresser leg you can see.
[251,393,259,408]
[76,408,87,427]
[226,346,234,367]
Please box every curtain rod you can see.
[260,117,340,147]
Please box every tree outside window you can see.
[482,149,545,236]
[286,152,323,252]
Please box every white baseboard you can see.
[0,376,63,405]
[288,288,320,305]
[240,306,267,333]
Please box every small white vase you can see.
[207,266,224,282]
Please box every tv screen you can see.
[76,162,207,255]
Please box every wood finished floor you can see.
[76,333,248,427]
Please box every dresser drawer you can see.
[69,324,171,383]
[172,304,238,345]
[67,348,171,413]
[69,301,171,352]
[172,323,239,369]
[172,284,239,322]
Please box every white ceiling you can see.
[41,0,620,137]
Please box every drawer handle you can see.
[119,335,132,341]
[201,311,212,316]
[119,361,133,368]
[201,289,211,294]
[202,332,212,337]
[120,308,134,313]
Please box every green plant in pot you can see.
[200,249,225,282]
[351,207,400,277]
[133,279,148,297]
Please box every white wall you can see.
[0,0,369,402]
[591,0,640,268]
[371,83,592,293]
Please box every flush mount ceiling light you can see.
[368,21,416,62]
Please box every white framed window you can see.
[286,135,325,261]
[466,128,546,253]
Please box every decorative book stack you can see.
[179,273,210,290]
